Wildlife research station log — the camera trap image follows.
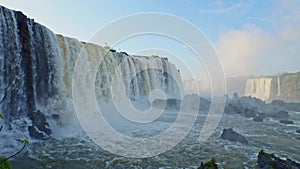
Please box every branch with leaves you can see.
[0,92,6,104]
[0,139,29,164]
[0,113,2,132]
[0,91,29,168]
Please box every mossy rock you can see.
[198,158,218,169]
[257,150,300,168]
[0,158,11,169]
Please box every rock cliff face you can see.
[245,72,300,102]
[0,5,181,139]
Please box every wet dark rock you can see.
[221,128,248,144]
[182,95,211,111]
[166,98,181,110]
[224,94,299,121]
[152,95,211,111]
[257,150,300,169]
[242,108,257,118]
[257,112,267,118]
[198,158,218,169]
[269,111,289,119]
[120,51,129,56]
[272,100,300,112]
[224,103,243,115]
[279,120,294,125]
[109,48,116,52]
[28,126,47,140]
[152,99,181,110]
[152,99,167,109]
[51,114,60,121]
[253,116,264,122]
[199,97,211,111]
[28,110,52,139]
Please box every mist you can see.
[216,0,300,77]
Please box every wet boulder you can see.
[268,111,289,119]
[242,108,257,118]
[51,114,60,121]
[257,150,300,169]
[224,103,243,115]
[27,110,52,139]
[151,99,181,110]
[152,99,167,109]
[279,120,294,125]
[221,128,248,144]
[253,116,264,122]
[166,98,181,110]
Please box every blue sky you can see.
[1,0,300,78]
[1,0,276,41]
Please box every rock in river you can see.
[221,128,248,144]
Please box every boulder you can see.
[199,97,211,111]
[257,150,300,169]
[27,110,52,139]
[152,99,167,109]
[221,128,248,144]
[152,99,181,110]
[269,111,289,119]
[166,98,181,110]
[224,103,243,115]
[279,120,294,125]
[242,108,257,118]
[51,114,60,121]
[253,116,264,122]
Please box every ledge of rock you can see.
[27,110,52,139]
[257,150,300,169]
[279,120,294,124]
[221,128,248,144]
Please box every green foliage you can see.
[198,158,218,169]
[0,114,3,119]
[0,158,11,169]
[21,140,29,145]
[0,114,29,166]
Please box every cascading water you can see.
[1,5,299,169]
[244,78,277,101]
[244,73,300,102]
[0,5,181,142]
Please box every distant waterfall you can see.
[277,77,281,97]
[0,5,181,139]
[245,78,277,101]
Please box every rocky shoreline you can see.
[198,150,300,169]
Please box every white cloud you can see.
[216,0,300,77]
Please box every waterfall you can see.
[0,5,181,140]
[244,78,277,101]
[277,77,281,97]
